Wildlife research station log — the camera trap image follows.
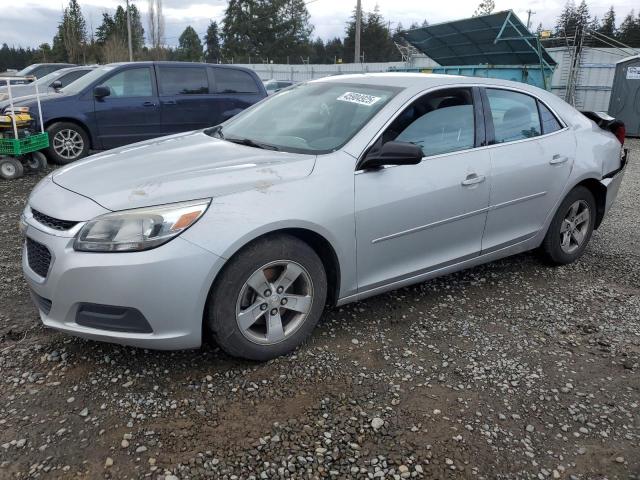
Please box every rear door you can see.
[157,65,214,134]
[93,66,162,149]
[210,67,264,123]
[480,88,575,253]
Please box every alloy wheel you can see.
[560,200,591,254]
[236,260,314,345]
[53,129,84,160]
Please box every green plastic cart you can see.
[0,75,49,180]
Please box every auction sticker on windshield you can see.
[337,92,382,106]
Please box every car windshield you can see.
[15,65,37,76]
[59,65,116,95]
[214,82,401,154]
[33,70,64,86]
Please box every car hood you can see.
[52,130,317,211]
[0,91,61,109]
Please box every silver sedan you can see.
[21,74,627,360]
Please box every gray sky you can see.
[0,0,637,49]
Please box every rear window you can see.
[538,101,563,134]
[214,68,259,94]
[159,66,209,95]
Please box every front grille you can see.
[30,290,52,315]
[31,208,78,231]
[26,238,52,278]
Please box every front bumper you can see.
[601,147,628,217]
[21,213,225,350]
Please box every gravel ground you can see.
[0,141,639,480]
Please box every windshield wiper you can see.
[225,136,279,151]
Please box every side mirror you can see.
[51,80,62,90]
[360,141,423,170]
[93,85,111,99]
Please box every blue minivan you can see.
[8,62,267,164]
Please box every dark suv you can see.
[9,62,267,164]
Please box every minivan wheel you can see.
[541,186,596,265]
[45,122,90,164]
[207,234,327,361]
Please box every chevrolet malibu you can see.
[21,74,627,361]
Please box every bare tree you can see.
[147,0,166,59]
[103,35,129,63]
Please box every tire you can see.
[45,122,90,165]
[0,157,24,180]
[541,186,596,265]
[23,151,48,173]
[207,234,327,361]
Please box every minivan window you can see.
[538,101,563,134]
[214,69,259,94]
[486,89,541,143]
[216,82,400,154]
[389,88,476,157]
[59,65,116,95]
[159,66,209,95]
[102,68,153,97]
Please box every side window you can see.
[383,88,476,157]
[159,67,209,95]
[58,70,86,87]
[102,68,153,98]
[538,101,563,134]
[214,69,259,94]
[486,89,541,143]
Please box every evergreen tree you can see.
[60,0,87,63]
[222,0,313,62]
[344,5,399,62]
[204,21,221,63]
[598,6,617,38]
[310,38,326,63]
[178,26,203,61]
[96,13,116,45]
[324,37,344,63]
[619,10,640,47]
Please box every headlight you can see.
[74,199,210,252]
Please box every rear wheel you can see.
[0,157,24,180]
[541,186,596,265]
[45,122,89,164]
[207,234,327,361]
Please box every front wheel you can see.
[45,122,90,165]
[541,186,596,265]
[207,235,327,361]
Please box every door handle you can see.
[550,154,568,165]
[461,173,486,186]
[142,101,156,107]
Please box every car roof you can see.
[312,72,546,94]
[104,61,255,71]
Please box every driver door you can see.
[94,66,163,149]
[355,87,492,293]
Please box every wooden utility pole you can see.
[126,0,133,61]
[355,0,362,63]
[526,9,535,30]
